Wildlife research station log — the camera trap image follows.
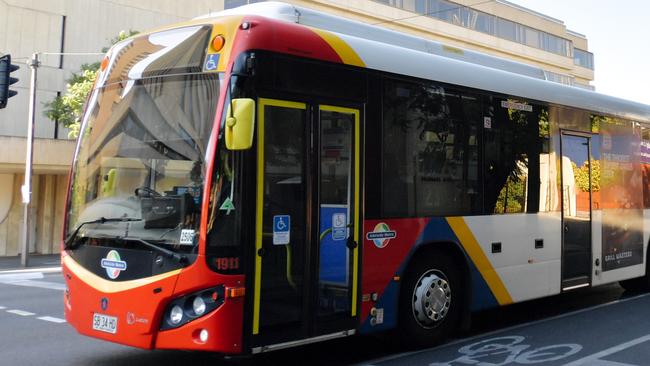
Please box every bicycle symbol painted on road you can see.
[429,336,582,366]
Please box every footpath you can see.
[0,254,61,274]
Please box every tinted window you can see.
[382,78,480,217]
[483,97,546,214]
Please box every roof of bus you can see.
[193,2,650,122]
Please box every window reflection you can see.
[382,78,480,217]
[485,99,546,214]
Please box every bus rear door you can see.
[560,132,593,290]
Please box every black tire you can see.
[398,250,463,348]
[619,249,650,292]
[619,274,650,292]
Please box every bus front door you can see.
[252,99,360,348]
[560,133,592,290]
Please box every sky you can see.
[509,0,650,105]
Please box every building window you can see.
[574,48,594,69]
[375,0,573,58]
[224,0,263,9]
[544,71,574,85]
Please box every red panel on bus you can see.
[227,15,345,68]
[361,218,428,323]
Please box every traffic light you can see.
[0,54,20,109]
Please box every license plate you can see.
[92,313,117,334]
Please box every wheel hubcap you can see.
[412,270,451,328]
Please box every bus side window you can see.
[484,97,543,214]
[381,77,481,217]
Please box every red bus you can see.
[63,2,650,354]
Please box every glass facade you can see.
[544,71,574,85]
[574,48,595,69]
[374,0,573,58]
[224,0,264,9]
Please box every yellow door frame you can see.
[253,98,306,335]
[318,104,360,318]
[252,99,361,335]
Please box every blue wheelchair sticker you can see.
[332,213,347,241]
[273,215,290,245]
[203,54,220,71]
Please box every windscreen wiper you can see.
[122,237,189,266]
[64,217,142,250]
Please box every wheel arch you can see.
[398,240,473,332]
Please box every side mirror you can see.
[225,98,255,150]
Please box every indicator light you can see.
[100,56,109,71]
[211,35,225,52]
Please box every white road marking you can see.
[562,334,650,366]
[0,271,65,291]
[7,309,35,316]
[0,267,61,275]
[587,360,639,366]
[0,306,5,310]
[7,280,66,291]
[0,272,44,281]
[37,316,66,324]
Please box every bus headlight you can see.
[160,285,225,330]
[192,296,206,316]
[169,305,184,325]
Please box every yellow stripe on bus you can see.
[320,105,361,317]
[446,217,513,305]
[253,98,307,335]
[311,28,366,68]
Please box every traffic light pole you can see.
[21,53,39,267]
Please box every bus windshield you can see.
[67,72,221,250]
[67,25,223,252]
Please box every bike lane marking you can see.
[562,334,650,366]
[428,335,582,366]
[361,292,650,366]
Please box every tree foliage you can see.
[574,159,601,192]
[44,30,138,138]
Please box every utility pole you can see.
[20,51,103,267]
[21,53,39,267]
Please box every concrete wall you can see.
[0,173,67,256]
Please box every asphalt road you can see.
[0,271,648,366]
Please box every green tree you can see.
[574,159,600,192]
[44,30,138,138]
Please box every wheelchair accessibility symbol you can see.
[203,54,220,71]
[273,215,290,245]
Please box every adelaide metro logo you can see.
[101,250,127,279]
[366,222,397,248]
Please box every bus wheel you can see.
[619,273,650,292]
[399,251,462,347]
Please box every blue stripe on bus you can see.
[360,217,498,334]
